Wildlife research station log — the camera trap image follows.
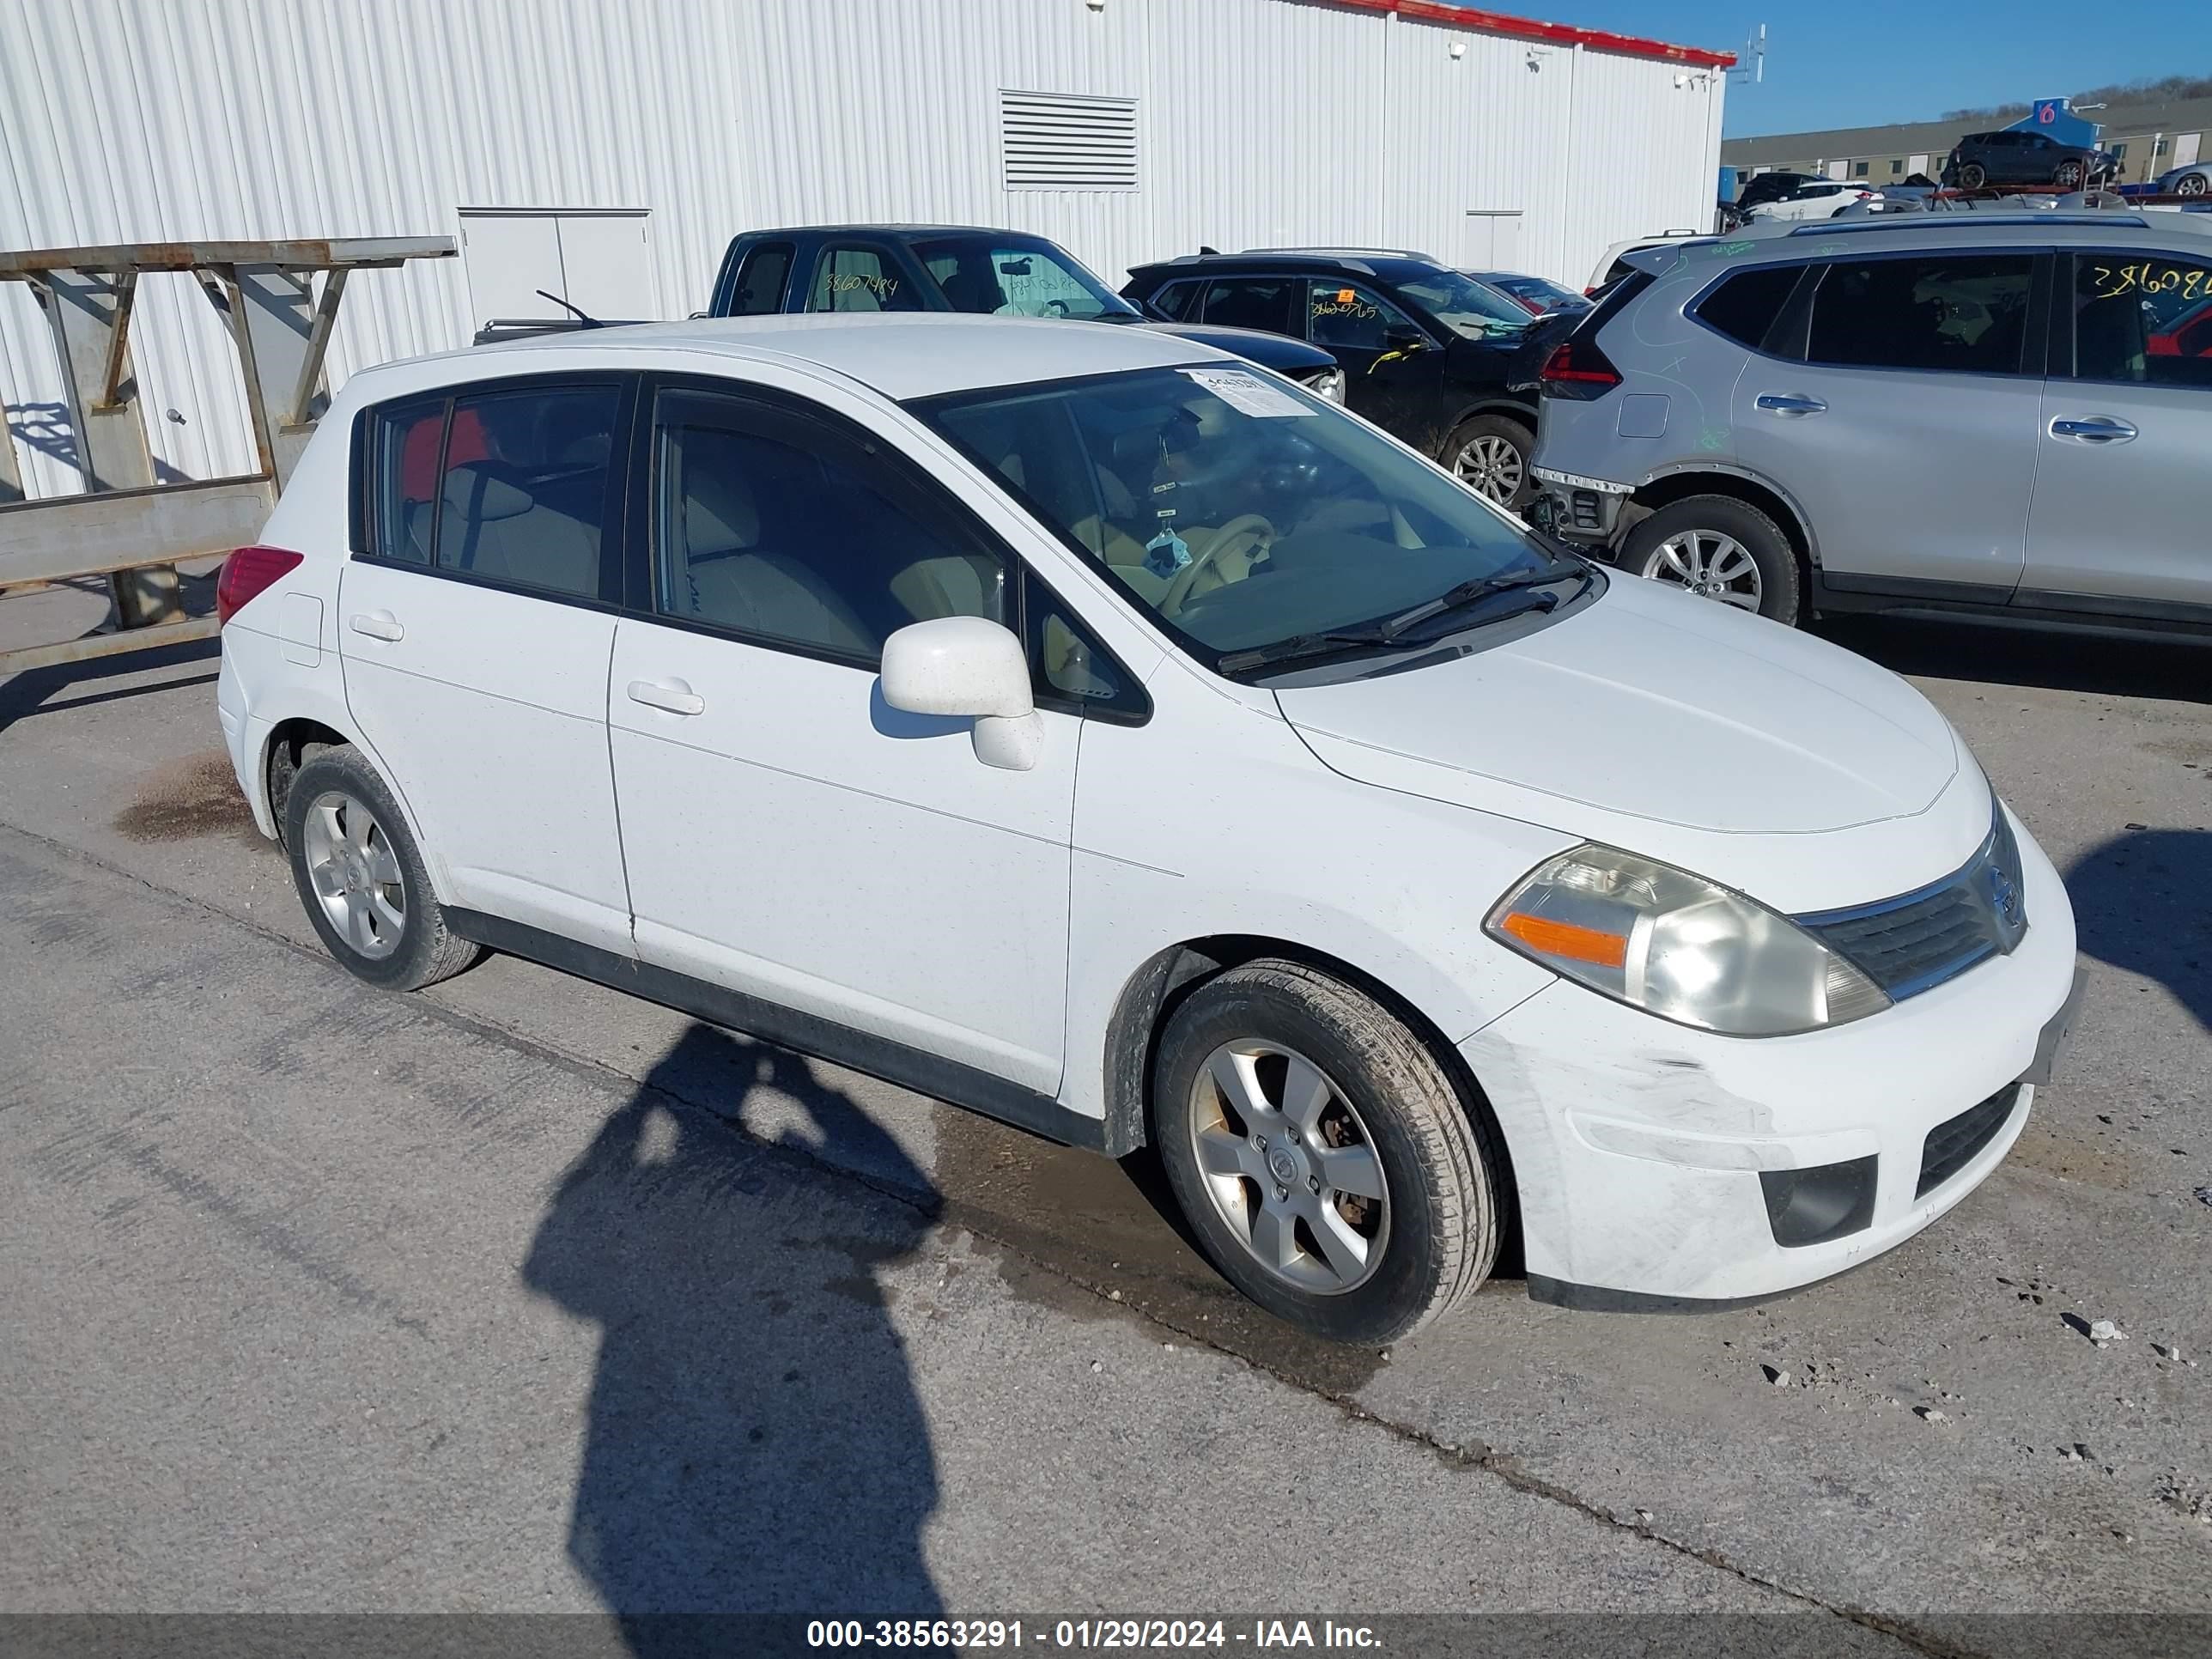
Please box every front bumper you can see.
[1462,806,2080,1305]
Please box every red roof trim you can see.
[1327,0,1737,70]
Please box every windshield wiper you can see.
[1215,627,1402,676]
[1376,559,1585,641]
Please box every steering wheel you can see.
[1160,514,1276,617]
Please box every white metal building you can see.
[0,0,1729,496]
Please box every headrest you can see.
[441,463,532,522]
[680,453,759,552]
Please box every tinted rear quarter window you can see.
[371,398,448,564]
[1695,264,1803,349]
[1806,253,2034,374]
[1146,279,1203,320]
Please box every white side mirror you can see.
[879,616,1042,772]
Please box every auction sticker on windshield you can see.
[1180,368,1315,417]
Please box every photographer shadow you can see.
[523,1023,947,1654]
[2065,827,2212,1036]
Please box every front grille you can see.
[1917,1084,2021,1197]
[1797,807,2028,1001]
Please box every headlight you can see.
[1485,845,1890,1036]
[1304,366,1346,404]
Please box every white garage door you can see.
[459,210,653,329]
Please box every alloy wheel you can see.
[1640,529,1764,610]
[2180,174,2209,198]
[1454,434,1525,504]
[1187,1040,1390,1295]
[301,789,407,959]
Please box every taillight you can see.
[216,545,305,626]
[1540,336,1622,400]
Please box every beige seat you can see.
[438,463,601,595]
[666,442,875,656]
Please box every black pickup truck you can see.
[702,224,1343,398]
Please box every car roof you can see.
[1622,208,2212,274]
[740,224,1054,245]
[350,314,1231,404]
[1131,250,1443,282]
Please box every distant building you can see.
[1723,95,2212,187]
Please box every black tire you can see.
[1621,493,1802,626]
[2054,160,2084,190]
[1959,162,1987,190]
[1151,960,1502,1346]
[1441,413,1535,510]
[283,743,480,991]
[2179,173,2209,199]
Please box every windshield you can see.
[915,365,1567,674]
[1393,270,1534,338]
[910,234,1136,320]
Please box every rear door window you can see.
[435,386,622,599]
[727,242,793,314]
[2066,251,2212,388]
[1198,276,1302,337]
[1805,254,2036,374]
[805,245,922,313]
[366,381,625,602]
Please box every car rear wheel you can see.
[2179,173,2209,198]
[1623,495,1802,625]
[284,744,481,991]
[1444,414,1534,509]
[1151,960,1502,1346]
[1959,162,1987,190]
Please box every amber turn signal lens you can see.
[1498,911,1629,968]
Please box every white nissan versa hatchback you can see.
[216,314,2084,1345]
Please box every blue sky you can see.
[1530,2,2209,136]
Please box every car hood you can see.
[1271,576,1990,914]
[1136,319,1335,374]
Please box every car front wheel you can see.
[1959,162,1987,189]
[284,744,481,991]
[1151,960,1504,1346]
[2179,173,2209,198]
[1622,495,1802,624]
[2056,160,2086,189]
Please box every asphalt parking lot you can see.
[3,577,2209,1646]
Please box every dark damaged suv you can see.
[1122,249,1575,506]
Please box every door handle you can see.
[627,678,705,716]
[347,611,404,642]
[1755,393,1828,416]
[2049,416,2137,443]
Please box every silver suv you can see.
[1528,210,2212,632]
